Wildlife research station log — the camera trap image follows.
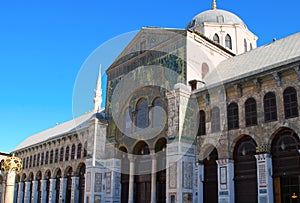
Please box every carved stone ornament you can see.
[1,154,22,173]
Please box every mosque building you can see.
[2,1,300,202]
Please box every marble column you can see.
[217,159,235,203]
[17,182,24,203]
[71,176,79,203]
[255,153,274,203]
[49,179,56,203]
[151,153,157,203]
[40,180,48,203]
[128,155,135,203]
[31,181,38,203]
[59,178,67,203]
[3,171,17,203]
[24,182,31,203]
[14,181,18,203]
[197,162,204,203]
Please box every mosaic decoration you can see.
[94,173,102,193]
[169,162,177,189]
[183,162,193,189]
[106,172,111,194]
[258,164,267,185]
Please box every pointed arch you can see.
[225,34,232,49]
[213,33,220,44]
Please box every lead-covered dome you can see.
[187,9,246,29]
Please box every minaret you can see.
[93,65,102,112]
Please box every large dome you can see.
[187,9,245,29]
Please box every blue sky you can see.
[0,0,299,152]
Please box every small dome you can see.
[187,9,245,29]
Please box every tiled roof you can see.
[13,111,96,151]
[204,32,300,87]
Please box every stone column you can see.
[24,182,31,203]
[31,181,38,203]
[0,154,22,203]
[49,179,56,203]
[17,182,24,203]
[255,153,274,203]
[14,181,18,203]
[217,159,235,203]
[151,153,157,203]
[71,176,79,203]
[128,155,135,203]
[59,178,67,203]
[41,180,48,203]
[197,162,204,203]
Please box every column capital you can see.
[216,158,233,166]
[127,154,136,162]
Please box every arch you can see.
[283,86,299,118]
[36,171,42,203]
[54,148,59,163]
[211,106,220,133]
[44,170,51,203]
[213,33,220,44]
[271,127,300,202]
[50,149,54,164]
[45,151,49,165]
[77,143,82,159]
[54,169,62,203]
[65,167,73,203]
[78,163,86,203]
[120,146,129,203]
[135,98,149,129]
[245,97,258,126]
[154,137,167,153]
[203,147,218,203]
[133,141,150,155]
[244,39,247,52]
[28,172,34,181]
[227,102,239,130]
[264,92,277,122]
[65,146,70,161]
[133,141,151,203]
[201,63,209,79]
[225,34,232,49]
[53,168,62,179]
[21,173,27,182]
[198,110,206,136]
[60,147,64,162]
[152,97,163,128]
[71,144,76,160]
[233,135,258,203]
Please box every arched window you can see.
[54,148,58,163]
[49,150,53,164]
[152,98,163,128]
[65,146,69,161]
[264,92,277,122]
[71,144,76,160]
[211,107,220,133]
[45,151,49,165]
[84,142,87,157]
[26,157,29,168]
[202,63,209,79]
[37,153,40,166]
[77,143,82,159]
[227,102,239,130]
[60,147,64,162]
[135,99,149,129]
[283,87,299,118]
[244,39,247,52]
[33,155,36,167]
[245,98,257,126]
[213,33,220,44]
[29,155,32,168]
[41,152,44,166]
[198,110,206,136]
[124,107,133,134]
[225,34,232,49]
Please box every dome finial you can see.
[212,0,217,10]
